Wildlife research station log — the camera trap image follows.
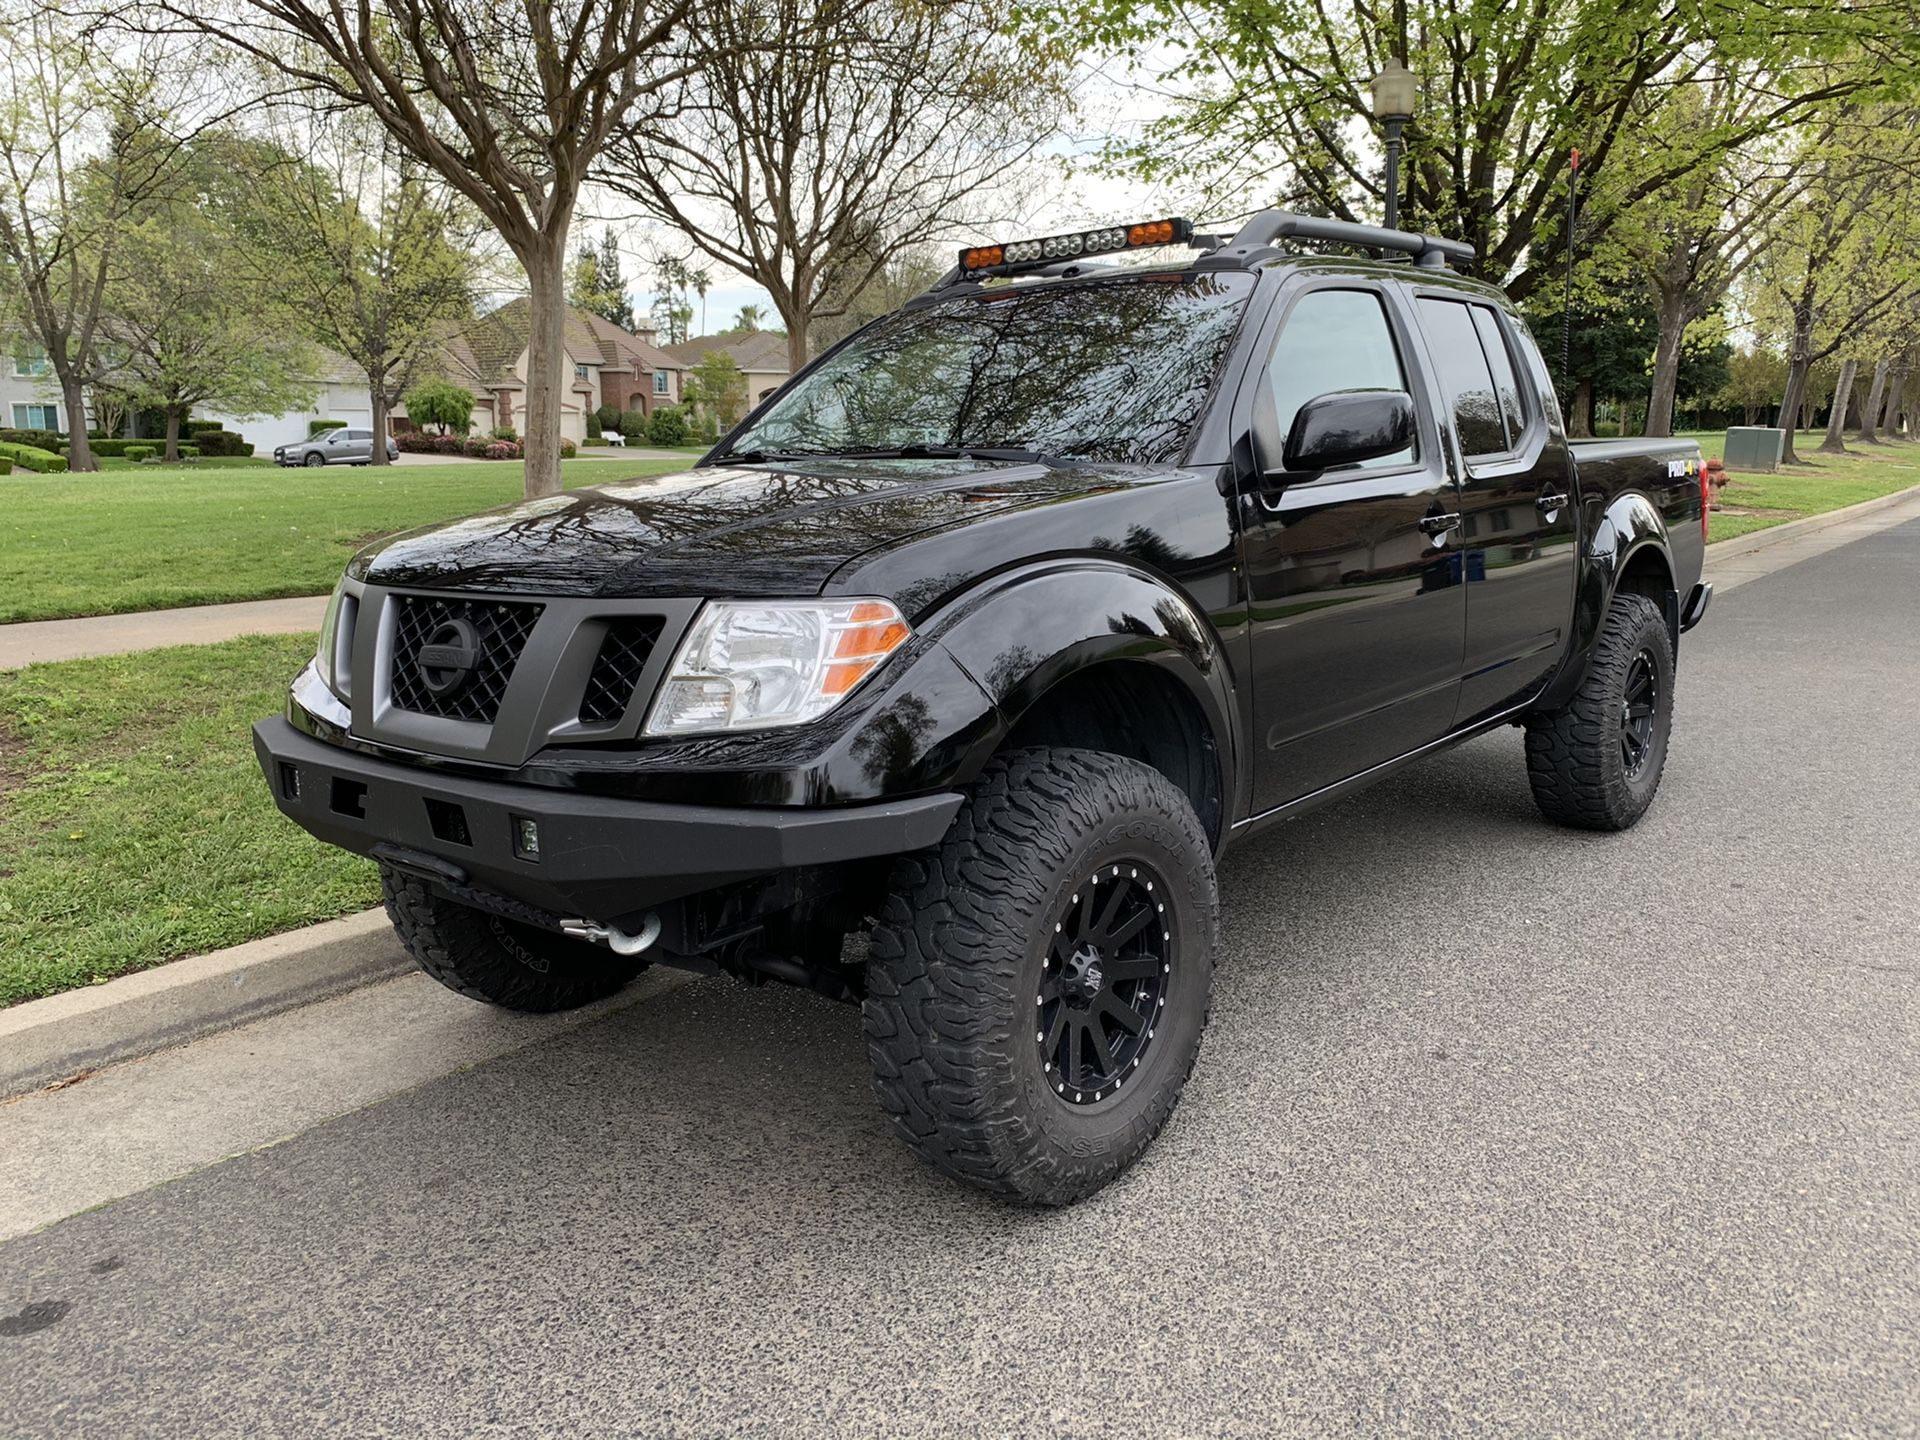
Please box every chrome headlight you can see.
[313,580,355,701]
[643,599,911,736]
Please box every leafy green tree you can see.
[725,303,768,333]
[1716,348,1790,426]
[682,352,747,430]
[571,227,636,330]
[226,117,479,466]
[103,142,319,460]
[403,377,474,435]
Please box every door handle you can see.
[1537,491,1570,514]
[1417,512,1462,539]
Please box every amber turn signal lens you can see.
[963,245,1005,270]
[1127,220,1176,246]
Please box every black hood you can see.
[347,458,1165,598]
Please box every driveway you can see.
[2,519,1916,1437]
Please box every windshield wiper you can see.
[806,443,1075,465]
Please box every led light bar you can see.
[960,217,1194,275]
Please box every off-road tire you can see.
[1525,591,1675,831]
[864,747,1218,1206]
[381,867,644,1012]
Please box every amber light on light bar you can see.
[960,218,1194,273]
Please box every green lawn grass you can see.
[1,454,695,623]
[0,634,380,1006]
[1695,434,1920,544]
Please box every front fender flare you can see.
[927,559,1241,797]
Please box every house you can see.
[663,331,792,410]
[202,348,373,452]
[451,300,687,442]
[1,345,64,432]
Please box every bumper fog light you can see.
[511,815,540,861]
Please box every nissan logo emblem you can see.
[417,617,483,698]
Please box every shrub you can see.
[618,409,647,439]
[559,437,577,459]
[0,456,11,475]
[593,403,619,433]
[403,377,474,435]
[238,442,255,457]
[462,436,491,457]
[178,444,199,459]
[0,427,64,451]
[432,434,462,454]
[0,440,68,473]
[484,440,521,460]
[192,430,247,457]
[394,432,434,454]
[309,419,347,437]
[490,426,518,442]
[184,420,225,434]
[646,405,688,447]
[124,444,156,462]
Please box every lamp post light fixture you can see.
[1370,58,1417,232]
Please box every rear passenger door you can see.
[1410,295,1577,724]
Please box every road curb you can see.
[0,908,408,1100]
[1709,479,1920,563]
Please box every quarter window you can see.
[1264,289,1414,470]
[1417,297,1518,458]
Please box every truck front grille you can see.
[388,595,543,723]
[580,617,666,724]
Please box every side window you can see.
[1469,306,1526,442]
[1417,297,1509,458]
[1265,288,1414,471]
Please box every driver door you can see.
[1236,282,1467,814]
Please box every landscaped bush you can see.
[238,441,255,457]
[484,441,521,460]
[124,444,156,462]
[178,444,199,459]
[646,404,688,446]
[191,430,248,457]
[394,432,435,454]
[559,437,577,459]
[618,409,646,439]
[184,420,225,435]
[0,457,12,475]
[309,419,347,437]
[0,427,64,452]
[462,436,491,457]
[490,426,518,442]
[0,441,68,473]
[433,434,462,454]
[594,403,619,434]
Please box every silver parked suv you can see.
[274,427,400,467]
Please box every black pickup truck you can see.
[256,211,1710,1205]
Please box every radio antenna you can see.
[1562,148,1580,419]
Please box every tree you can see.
[609,0,1068,375]
[1716,348,1790,426]
[807,245,948,352]
[726,303,768,333]
[1065,0,1895,304]
[0,16,192,471]
[681,351,747,432]
[403,377,474,435]
[103,141,318,460]
[224,117,479,466]
[571,226,635,330]
[154,0,702,500]
[648,254,695,345]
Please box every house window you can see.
[653,369,669,395]
[11,403,59,430]
[575,364,590,380]
[11,347,50,378]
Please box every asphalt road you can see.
[4,520,1918,1438]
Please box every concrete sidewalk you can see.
[0,594,328,669]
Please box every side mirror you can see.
[1281,390,1415,473]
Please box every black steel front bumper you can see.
[254,718,963,922]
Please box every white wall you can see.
[205,379,373,452]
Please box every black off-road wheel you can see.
[1524,592,1676,831]
[381,867,644,1012]
[864,748,1218,1206]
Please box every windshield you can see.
[719,272,1254,466]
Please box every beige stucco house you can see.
[663,331,792,411]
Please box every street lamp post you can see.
[1370,59,1417,232]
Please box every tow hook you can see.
[559,912,662,956]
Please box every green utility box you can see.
[1724,426,1785,472]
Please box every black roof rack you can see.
[1199,209,1475,271]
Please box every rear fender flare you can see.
[1542,493,1674,709]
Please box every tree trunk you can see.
[783,312,809,381]
[1885,365,1910,439]
[1566,378,1594,438]
[60,373,97,472]
[1778,358,1810,464]
[1817,358,1857,455]
[1858,357,1889,444]
[1644,297,1690,438]
[164,406,184,463]
[522,235,572,501]
[370,381,390,467]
